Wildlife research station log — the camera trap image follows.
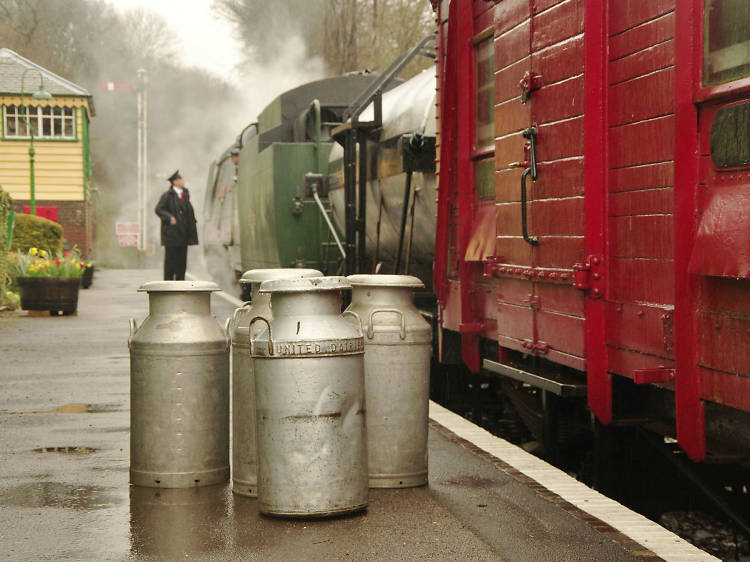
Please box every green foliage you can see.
[9,213,63,255]
[0,187,17,309]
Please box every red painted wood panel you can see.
[495,98,530,135]
[609,187,673,216]
[536,116,584,161]
[534,158,585,199]
[701,277,750,316]
[700,368,750,413]
[531,197,584,236]
[533,35,584,84]
[495,57,529,104]
[537,310,585,357]
[494,0,528,36]
[609,161,673,193]
[609,12,674,61]
[536,282,585,316]
[608,115,675,168]
[535,236,584,268]
[532,0,584,53]
[607,347,674,380]
[609,40,674,85]
[609,258,675,304]
[496,301,534,340]
[473,3,494,31]
[608,0,673,36]
[495,132,525,173]
[495,236,533,265]
[608,68,674,126]
[495,167,524,202]
[698,312,750,377]
[532,75,584,125]
[609,215,674,259]
[495,21,530,70]
[496,277,536,306]
[606,301,675,359]
[533,0,566,15]
[496,201,523,234]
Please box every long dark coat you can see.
[155,187,199,247]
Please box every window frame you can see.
[471,26,496,201]
[2,104,78,142]
[695,0,750,103]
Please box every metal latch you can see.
[520,71,543,103]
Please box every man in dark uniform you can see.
[155,170,198,280]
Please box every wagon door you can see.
[492,0,586,371]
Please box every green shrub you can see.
[9,213,63,255]
[0,187,14,309]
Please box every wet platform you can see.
[0,269,714,560]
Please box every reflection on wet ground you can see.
[32,446,98,454]
[6,402,125,415]
[0,482,121,510]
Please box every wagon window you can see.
[475,35,494,149]
[704,0,750,85]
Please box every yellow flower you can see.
[39,250,47,258]
[29,247,38,256]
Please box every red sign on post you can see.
[116,222,140,247]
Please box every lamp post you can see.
[19,69,52,215]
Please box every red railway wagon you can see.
[431,0,750,462]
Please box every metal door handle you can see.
[521,126,539,246]
[368,308,406,340]
[248,316,273,356]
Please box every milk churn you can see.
[129,280,229,488]
[230,268,321,498]
[346,274,431,488]
[252,276,368,517]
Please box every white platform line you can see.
[428,400,718,562]
[186,272,244,307]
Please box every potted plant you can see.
[11,247,86,316]
[81,262,95,289]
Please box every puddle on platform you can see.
[32,446,98,455]
[8,403,124,415]
[0,482,120,510]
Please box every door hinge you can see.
[573,255,605,298]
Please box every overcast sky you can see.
[105,0,242,82]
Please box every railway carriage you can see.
[432,0,750,464]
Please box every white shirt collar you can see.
[172,185,184,195]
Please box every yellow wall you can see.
[0,96,91,202]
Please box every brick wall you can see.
[12,199,93,259]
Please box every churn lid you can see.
[239,268,323,286]
[346,274,424,288]
[259,276,351,294]
[138,280,221,292]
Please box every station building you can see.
[0,48,95,256]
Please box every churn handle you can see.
[128,318,138,349]
[342,310,364,337]
[248,316,273,356]
[367,308,406,340]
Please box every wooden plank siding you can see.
[605,2,677,378]
[0,96,90,201]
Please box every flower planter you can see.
[17,277,80,316]
[81,265,94,289]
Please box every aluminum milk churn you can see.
[129,280,229,488]
[252,276,368,517]
[346,274,431,488]
[230,268,321,497]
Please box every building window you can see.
[3,105,76,139]
[704,0,750,85]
